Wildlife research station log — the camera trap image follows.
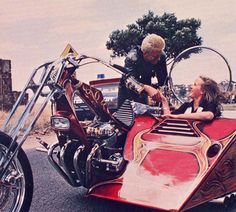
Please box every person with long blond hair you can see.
[144,76,222,121]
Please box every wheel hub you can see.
[0,169,22,210]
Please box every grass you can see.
[0,104,52,134]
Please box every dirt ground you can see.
[23,133,57,150]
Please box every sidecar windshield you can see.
[169,46,232,104]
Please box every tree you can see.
[106,11,202,62]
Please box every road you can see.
[22,134,236,212]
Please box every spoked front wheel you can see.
[0,135,33,212]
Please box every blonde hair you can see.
[141,34,165,53]
[200,76,223,116]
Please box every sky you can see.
[0,0,235,90]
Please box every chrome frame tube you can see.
[0,90,56,178]
[2,58,66,135]
[0,58,68,177]
[8,64,55,137]
[1,67,41,131]
[78,55,124,75]
[47,142,79,187]
[85,144,99,187]
[1,61,54,132]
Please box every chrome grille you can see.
[113,100,134,128]
[151,119,198,137]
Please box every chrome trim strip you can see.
[161,126,192,131]
[157,129,195,135]
[166,123,189,126]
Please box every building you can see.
[0,59,27,111]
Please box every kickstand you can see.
[36,137,49,152]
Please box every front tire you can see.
[0,133,33,212]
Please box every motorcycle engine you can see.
[84,121,119,148]
[86,122,116,138]
[84,120,126,177]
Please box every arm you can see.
[160,93,171,114]
[166,111,214,121]
[117,48,139,107]
[118,74,145,107]
[143,85,171,114]
[143,85,160,100]
[165,102,216,121]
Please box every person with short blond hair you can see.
[118,34,168,107]
[141,34,165,54]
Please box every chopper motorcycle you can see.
[0,46,235,212]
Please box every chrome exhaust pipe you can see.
[73,145,85,185]
[47,142,79,187]
[85,144,99,187]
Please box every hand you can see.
[161,113,179,119]
[143,85,162,101]
[124,76,144,94]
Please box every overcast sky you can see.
[0,0,235,90]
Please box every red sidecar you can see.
[88,114,236,211]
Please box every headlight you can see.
[51,116,70,130]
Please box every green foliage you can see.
[106,11,202,61]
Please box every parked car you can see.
[74,77,120,120]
